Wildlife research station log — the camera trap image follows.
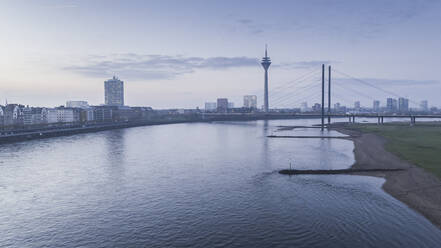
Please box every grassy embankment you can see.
[348,123,441,178]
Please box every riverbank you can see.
[332,123,441,229]
[0,114,333,144]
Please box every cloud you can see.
[63,54,260,80]
[229,0,439,41]
[237,19,252,24]
[334,77,439,86]
[42,4,77,9]
[274,60,336,69]
[235,19,266,35]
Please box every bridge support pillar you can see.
[410,116,416,126]
[348,116,351,123]
[381,116,384,124]
[352,115,355,123]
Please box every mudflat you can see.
[334,124,441,229]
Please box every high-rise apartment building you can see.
[105,76,124,106]
[243,95,257,109]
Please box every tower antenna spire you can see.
[265,44,268,57]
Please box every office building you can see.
[334,102,341,112]
[387,98,398,112]
[354,101,361,110]
[398,97,409,113]
[373,100,380,112]
[243,95,257,109]
[300,102,308,112]
[228,102,234,109]
[312,103,321,112]
[217,98,228,113]
[93,106,114,122]
[105,76,124,106]
[420,100,428,112]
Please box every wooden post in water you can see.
[321,64,325,131]
[328,65,331,126]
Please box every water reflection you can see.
[261,120,271,169]
[0,119,440,247]
[103,129,127,177]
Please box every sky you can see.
[1,0,440,109]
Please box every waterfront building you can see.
[84,108,95,122]
[217,98,228,113]
[300,102,309,112]
[3,104,24,126]
[93,106,114,122]
[47,107,80,123]
[205,102,217,112]
[243,95,257,109]
[339,105,347,113]
[228,102,234,109]
[23,107,48,125]
[312,103,321,112]
[373,100,380,112]
[0,106,3,126]
[261,46,271,113]
[105,76,124,106]
[398,97,409,113]
[66,101,89,109]
[420,100,428,112]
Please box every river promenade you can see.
[0,113,324,144]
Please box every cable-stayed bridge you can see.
[210,64,441,129]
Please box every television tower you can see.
[261,45,271,113]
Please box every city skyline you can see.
[1,0,441,108]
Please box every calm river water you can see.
[1,119,441,247]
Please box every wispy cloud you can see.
[230,0,438,40]
[63,54,260,80]
[334,77,439,86]
[235,19,264,35]
[275,61,336,69]
[42,4,77,9]
[63,53,338,80]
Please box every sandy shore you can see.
[333,125,441,229]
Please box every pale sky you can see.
[1,0,440,109]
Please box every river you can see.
[1,119,440,247]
